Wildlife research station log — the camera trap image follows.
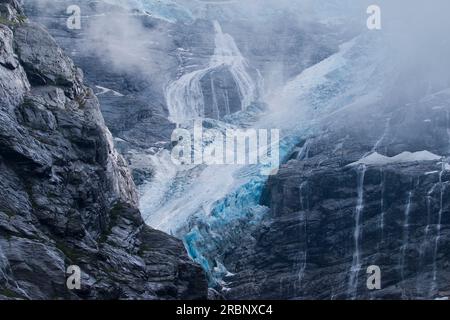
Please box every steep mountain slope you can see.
[227,93,450,299]
[16,0,450,301]
[0,0,206,299]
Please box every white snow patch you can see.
[349,151,442,166]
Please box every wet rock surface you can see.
[225,94,450,299]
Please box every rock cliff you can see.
[225,91,450,299]
[0,0,207,300]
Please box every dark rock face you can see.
[200,67,245,120]
[0,1,207,300]
[224,94,450,300]
[14,23,81,88]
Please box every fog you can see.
[26,0,450,114]
[381,0,450,91]
[189,0,450,98]
[84,11,173,77]
[54,0,448,97]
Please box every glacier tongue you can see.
[139,29,389,286]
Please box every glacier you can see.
[139,22,389,286]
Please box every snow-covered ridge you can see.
[349,151,442,166]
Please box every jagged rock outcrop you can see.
[0,0,207,299]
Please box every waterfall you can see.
[374,119,390,243]
[400,190,413,295]
[210,76,220,119]
[372,117,391,154]
[416,183,436,296]
[423,184,437,246]
[296,181,309,291]
[166,20,256,124]
[348,164,367,299]
[379,168,386,240]
[430,163,446,295]
[211,21,256,112]
[447,110,450,152]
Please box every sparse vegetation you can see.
[0,15,25,27]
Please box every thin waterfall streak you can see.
[447,110,450,153]
[400,190,413,290]
[348,164,366,299]
[431,163,446,294]
[224,90,230,116]
[415,182,436,295]
[379,169,385,240]
[296,182,308,292]
[210,76,220,119]
[372,117,391,154]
